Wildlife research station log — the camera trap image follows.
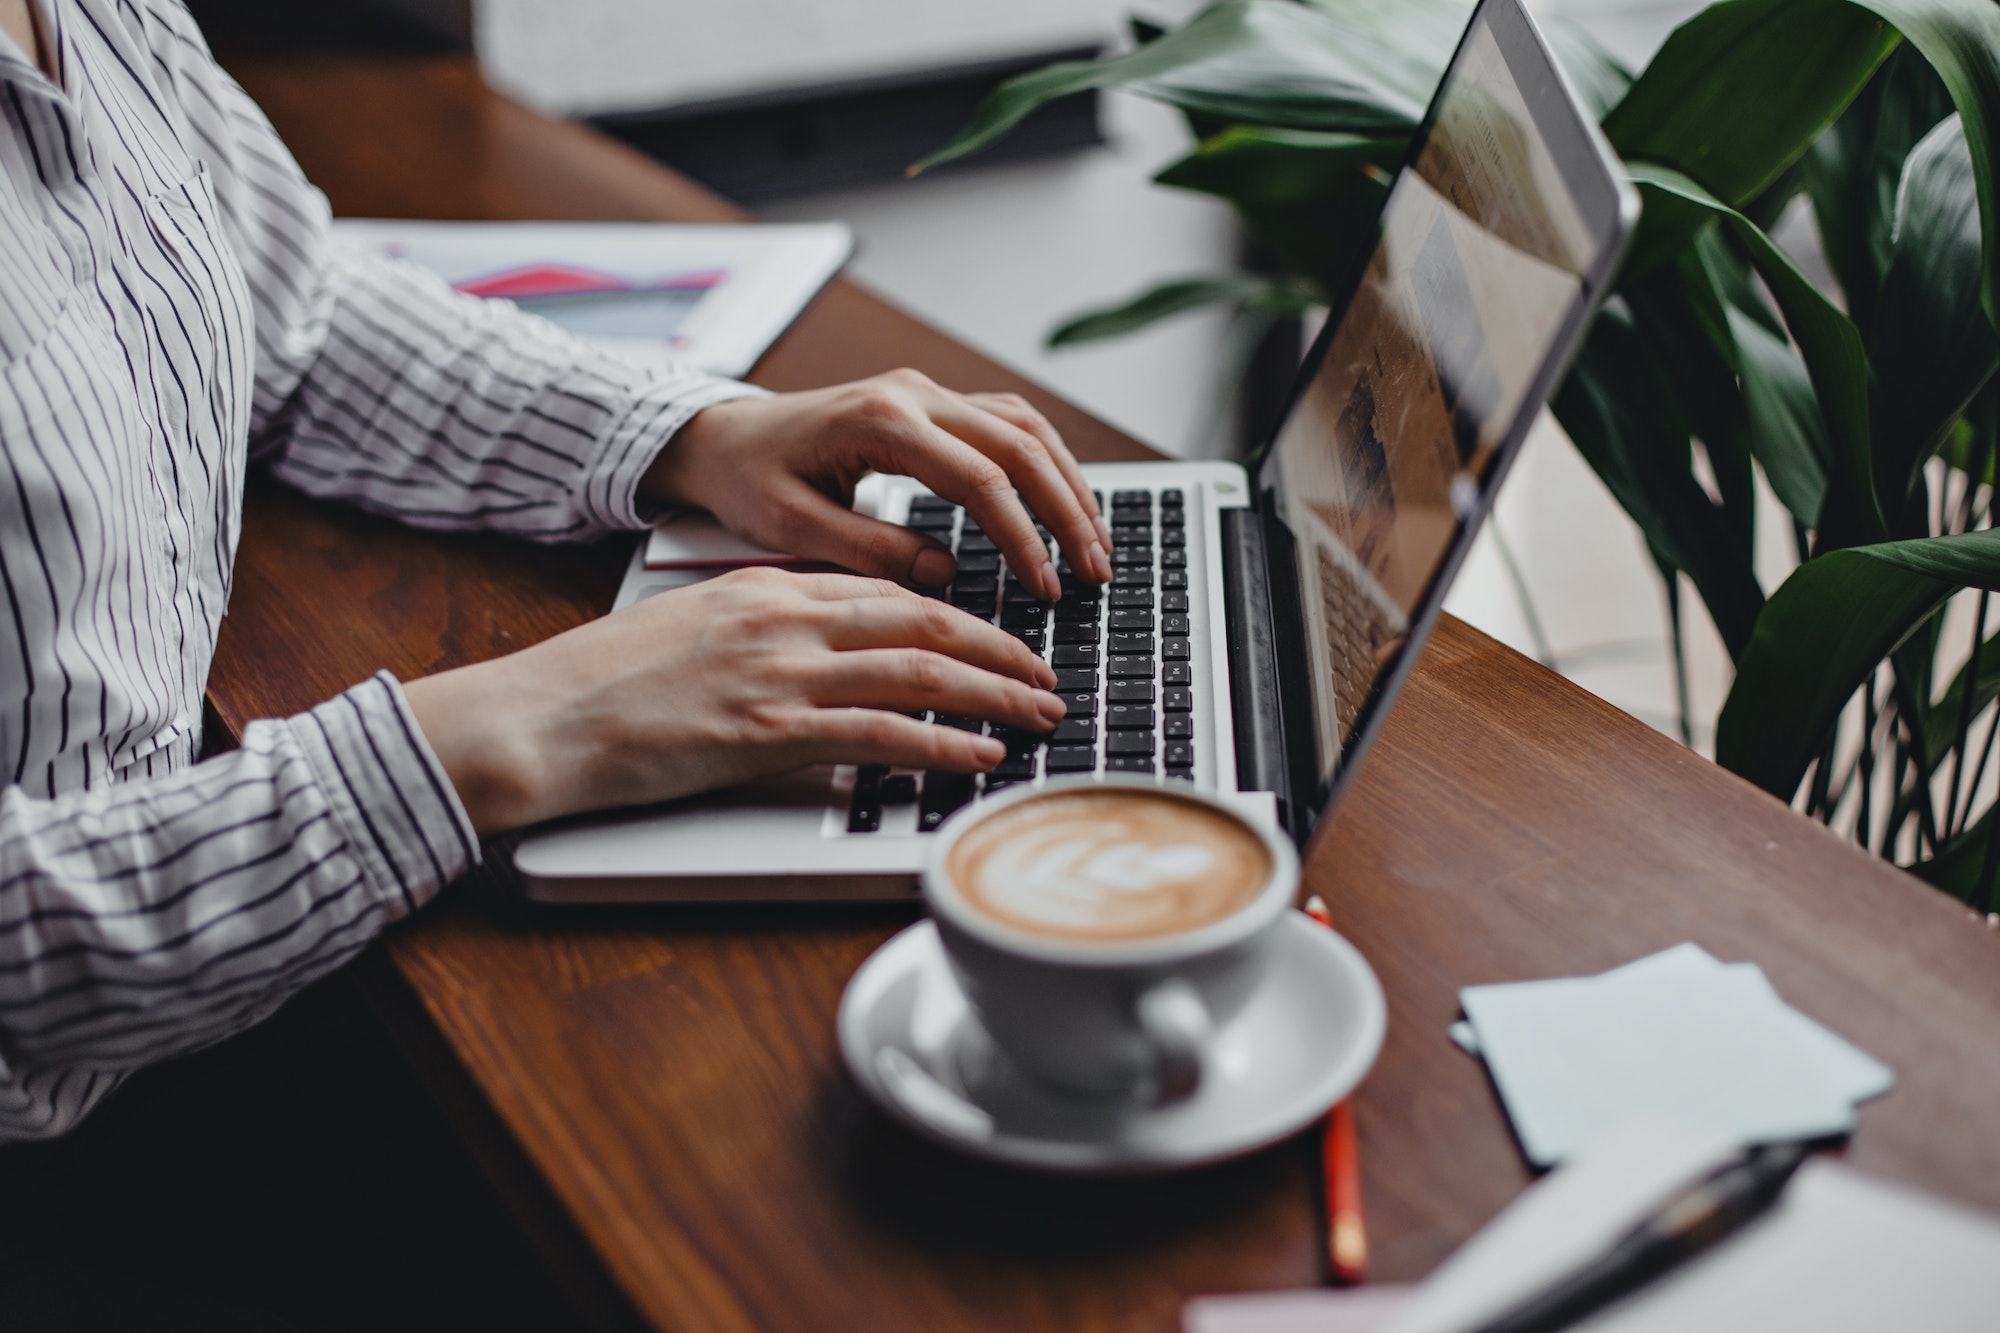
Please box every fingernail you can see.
[1040,560,1060,601]
[1095,514,1113,549]
[1089,540,1112,584]
[911,546,956,587]
[973,736,1006,766]
[1035,690,1068,723]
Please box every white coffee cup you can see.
[922,777,1299,1105]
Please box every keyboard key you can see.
[1164,715,1194,740]
[1163,662,1191,686]
[1053,668,1099,691]
[881,773,919,804]
[991,754,1038,781]
[910,496,958,514]
[1159,488,1184,508]
[1105,703,1153,730]
[1058,691,1097,717]
[1053,718,1097,744]
[1107,730,1155,756]
[1165,741,1194,769]
[917,772,974,832]
[847,803,881,833]
[1161,529,1186,549]
[1161,614,1190,636]
[988,726,1044,753]
[1053,600,1100,624]
[1053,622,1097,644]
[1106,757,1155,774]
[1113,568,1154,588]
[1162,638,1191,661]
[951,575,998,597]
[1001,603,1050,627]
[1002,582,1047,605]
[1112,524,1153,544]
[1112,489,1151,505]
[936,714,983,732]
[1052,644,1099,667]
[1006,627,1045,651]
[1109,589,1152,609]
[1163,687,1194,712]
[1108,632,1155,654]
[1162,592,1189,613]
[1162,570,1188,589]
[955,552,1000,574]
[1108,681,1154,704]
[1112,548,1153,567]
[1107,655,1154,678]
[1046,745,1096,772]
[1109,610,1154,633]
[1162,549,1187,569]
[908,517,955,535]
[1166,768,1195,782]
[957,532,999,553]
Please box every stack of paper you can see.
[1185,1118,2000,1333]
[1449,944,1894,1167]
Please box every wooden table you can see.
[204,51,2000,1333]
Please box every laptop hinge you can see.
[1220,508,1292,832]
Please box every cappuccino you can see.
[946,788,1272,943]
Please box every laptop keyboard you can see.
[845,487,1198,835]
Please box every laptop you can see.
[512,0,1639,903]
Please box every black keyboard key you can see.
[1112,524,1153,544]
[1163,687,1194,712]
[1166,768,1195,783]
[1109,589,1153,609]
[1052,644,1099,667]
[936,714,984,732]
[1161,529,1186,549]
[907,517,955,535]
[1109,610,1154,632]
[988,726,1044,753]
[1002,583,1047,605]
[1053,600,1100,624]
[1108,632,1155,654]
[1164,741,1194,769]
[1161,614,1190,636]
[918,772,976,831]
[1001,603,1050,627]
[1162,592,1189,613]
[1046,746,1096,773]
[991,754,1038,781]
[1053,621,1097,644]
[1053,668,1099,691]
[957,532,999,553]
[1164,715,1194,740]
[1107,654,1154,678]
[910,496,958,514]
[847,803,882,833]
[1162,549,1187,569]
[1106,757,1155,774]
[1113,568,1154,588]
[1006,627,1046,651]
[1112,548,1153,567]
[1163,638,1191,661]
[951,575,998,597]
[1112,489,1151,505]
[1108,681,1154,704]
[1162,570,1188,589]
[881,774,919,804]
[1163,662,1191,686]
[955,552,1001,574]
[1058,691,1097,717]
[1053,718,1097,744]
[1107,731,1155,756]
[1159,488,1183,508]
[1105,703,1152,730]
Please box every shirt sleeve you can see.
[148,4,767,542]
[0,674,476,1142]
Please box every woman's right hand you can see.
[402,568,1065,837]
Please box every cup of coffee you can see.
[923,777,1298,1104]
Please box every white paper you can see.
[1461,955,1856,1166]
[331,218,852,380]
[1182,1286,1414,1333]
[644,512,805,569]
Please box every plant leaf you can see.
[1045,275,1308,348]
[910,0,1444,175]
[1907,804,1996,903]
[1628,163,1882,544]
[1604,0,1900,209]
[1553,306,1766,658]
[1868,114,2000,516]
[1848,0,2000,327]
[1920,626,2000,770]
[1730,308,1834,527]
[1155,127,1400,295]
[1717,528,2000,797]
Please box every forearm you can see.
[0,674,475,1142]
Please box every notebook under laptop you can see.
[511,0,1639,903]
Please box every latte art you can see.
[947,790,1272,942]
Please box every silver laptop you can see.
[512,0,1639,902]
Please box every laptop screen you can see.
[1253,0,1633,827]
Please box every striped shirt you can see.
[0,0,760,1139]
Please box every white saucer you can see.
[837,913,1387,1173]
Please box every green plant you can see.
[915,0,2000,909]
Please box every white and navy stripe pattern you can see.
[0,0,760,1139]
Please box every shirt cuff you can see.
[283,672,481,918]
[582,373,772,533]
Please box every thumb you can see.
[768,484,958,587]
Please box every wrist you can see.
[638,395,760,512]
[403,661,556,837]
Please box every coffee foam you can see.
[946,789,1272,943]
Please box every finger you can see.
[925,395,1110,590]
[819,595,1057,689]
[801,708,1007,774]
[808,649,1068,731]
[756,483,961,588]
[966,392,1112,553]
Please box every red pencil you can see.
[1304,894,1368,1284]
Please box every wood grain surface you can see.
[204,52,2000,1333]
